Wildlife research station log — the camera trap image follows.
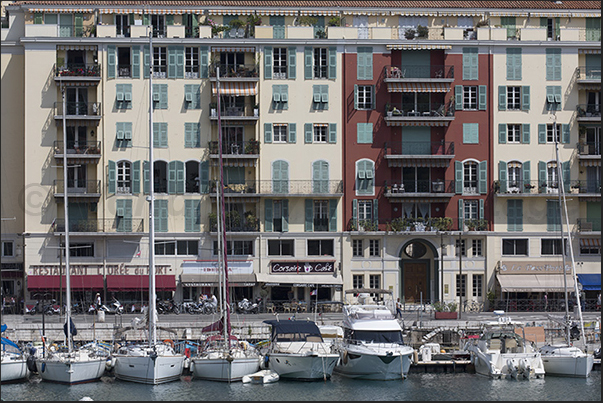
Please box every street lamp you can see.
[458,231,462,320]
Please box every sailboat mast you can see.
[216,67,232,345]
[148,27,157,347]
[61,84,72,353]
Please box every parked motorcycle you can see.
[98,298,124,315]
[42,300,61,315]
[25,300,40,315]
[237,297,261,314]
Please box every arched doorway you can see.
[399,239,440,304]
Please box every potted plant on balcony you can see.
[404,28,416,40]
[433,301,458,319]
[416,25,428,38]
[244,211,258,230]
[253,103,259,117]
[245,139,259,154]
[327,16,341,27]
[358,219,377,232]
[571,181,582,194]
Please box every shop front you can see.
[106,266,176,312]
[27,269,104,309]
[180,260,256,303]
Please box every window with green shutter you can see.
[546,86,562,111]
[116,199,133,232]
[272,85,288,110]
[545,48,561,81]
[501,17,517,39]
[288,123,296,143]
[357,123,373,144]
[507,199,523,231]
[168,161,185,194]
[153,122,168,148]
[184,84,200,109]
[154,200,168,233]
[116,84,132,109]
[356,160,374,195]
[462,47,478,80]
[34,13,44,24]
[506,48,522,80]
[546,200,561,231]
[357,47,373,80]
[184,122,200,148]
[312,85,328,110]
[167,45,184,79]
[313,160,330,193]
[184,199,201,232]
[328,47,337,79]
[116,122,133,148]
[199,46,209,78]
[585,18,601,42]
[270,16,285,39]
[478,85,487,110]
[463,123,479,144]
[132,160,141,194]
[272,160,289,194]
[199,160,209,194]
[152,84,168,109]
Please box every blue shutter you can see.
[199,46,208,78]
[108,160,116,194]
[507,200,517,231]
[478,85,487,110]
[499,123,507,144]
[455,85,463,110]
[288,47,296,79]
[463,47,478,80]
[479,199,484,221]
[185,199,200,232]
[357,47,366,80]
[281,85,288,110]
[131,45,140,78]
[107,45,116,79]
[498,86,506,110]
[264,199,273,232]
[168,46,177,78]
[522,161,531,193]
[458,199,464,230]
[264,123,272,143]
[538,124,546,144]
[132,160,141,194]
[562,161,570,190]
[160,84,168,109]
[538,161,547,192]
[143,160,150,194]
[143,45,150,78]
[288,123,296,143]
[305,199,313,232]
[521,86,530,110]
[304,47,313,79]
[328,47,337,79]
[264,46,272,79]
[282,200,289,232]
[463,123,479,144]
[168,161,177,194]
[328,123,337,143]
[199,160,209,193]
[305,123,313,143]
[176,46,184,78]
[562,124,570,144]
[479,160,487,194]
[499,161,508,193]
[522,124,530,144]
[547,200,560,231]
[329,199,337,232]
[354,84,358,109]
[176,161,185,194]
[455,161,463,194]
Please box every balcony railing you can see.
[577,217,601,232]
[210,180,343,196]
[209,140,259,155]
[577,27,601,42]
[385,102,455,117]
[384,65,454,80]
[209,63,259,78]
[576,66,601,81]
[494,179,601,195]
[54,63,101,79]
[576,104,601,119]
[384,141,454,156]
[52,218,144,233]
[53,180,101,196]
[347,217,486,232]
[577,141,601,156]
[208,212,259,232]
[54,102,101,117]
[54,141,101,156]
[384,180,455,195]
[56,24,96,38]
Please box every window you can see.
[456,274,467,298]
[369,274,381,289]
[356,123,373,144]
[116,161,131,194]
[155,240,198,255]
[502,239,528,255]
[314,125,328,143]
[184,122,200,148]
[304,123,336,144]
[546,86,562,111]
[507,124,521,143]
[357,47,373,80]
[313,200,329,231]
[273,124,288,143]
[462,47,478,80]
[547,200,561,231]
[153,46,167,78]
[184,199,200,231]
[400,202,430,220]
[356,160,374,195]
[152,84,168,110]
[116,122,133,147]
[312,85,329,110]
[507,199,523,231]
[472,239,483,257]
[115,84,132,109]
[2,241,14,257]
[463,123,479,144]
[463,161,478,194]
[268,239,294,256]
[508,161,522,189]
[213,240,253,256]
[153,161,168,193]
[506,48,522,80]
[151,14,166,38]
[369,239,380,257]
[272,84,288,110]
[115,199,133,232]
[307,239,334,256]
[153,122,168,148]
[507,86,521,110]
[269,199,287,232]
[61,242,94,257]
[545,48,561,81]
[357,200,373,221]
[464,200,478,221]
[355,85,374,110]
[546,123,561,143]
[184,85,200,110]
[273,47,287,79]
[580,238,601,255]
[185,47,199,78]
[463,86,477,110]
[353,274,364,289]
[352,239,363,257]
[456,239,467,257]
[472,274,483,297]
[312,160,329,194]
[272,160,289,194]
[117,47,131,77]
[313,48,328,78]
[541,238,564,255]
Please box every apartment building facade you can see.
[1,1,600,313]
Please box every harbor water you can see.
[1,371,600,401]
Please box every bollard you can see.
[97,310,105,323]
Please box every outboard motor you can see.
[570,323,581,341]
[26,348,38,374]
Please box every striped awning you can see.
[579,49,601,54]
[261,10,299,16]
[98,8,200,14]
[212,46,255,53]
[57,45,97,51]
[489,11,529,17]
[529,12,572,17]
[28,8,94,13]
[210,160,257,168]
[208,9,255,16]
[578,84,602,90]
[59,82,100,87]
[571,12,602,17]
[388,197,447,203]
[387,44,452,50]
[387,82,450,92]
[579,159,601,167]
[392,11,438,16]
[299,10,340,17]
[386,121,451,127]
[58,120,99,127]
[343,10,389,16]
[580,238,601,247]
[439,11,484,17]
[211,82,257,96]
[387,159,451,168]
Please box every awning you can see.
[386,158,452,168]
[27,275,103,291]
[387,82,450,93]
[489,11,529,17]
[57,45,97,51]
[28,8,94,13]
[576,274,601,291]
[387,44,451,51]
[578,49,601,54]
[212,46,255,53]
[529,12,572,17]
[496,274,575,293]
[386,121,451,127]
[343,10,389,16]
[106,275,175,291]
[579,159,601,167]
[256,273,343,287]
[208,9,255,16]
[180,273,256,287]
[439,11,484,16]
[299,10,339,16]
[391,11,438,16]
[261,10,298,16]
[580,238,601,247]
[211,82,257,96]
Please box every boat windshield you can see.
[348,330,404,344]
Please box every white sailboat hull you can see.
[334,345,414,380]
[540,345,594,377]
[113,345,185,385]
[268,352,339,380]
[1,354,29,382]
[36,353,106,385]
[191,354,260,382]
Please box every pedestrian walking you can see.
[95,293,101,310]
[596,293,601,311]
[395,298,403,318]
[543,293,548,312]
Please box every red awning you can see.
[106,275,176,291]
[27,275,104,290]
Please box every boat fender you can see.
[342,350,349,365]
[26,355,38,374]
[240,341,248,350]
[49,343,58,352]
[164,339,174,349]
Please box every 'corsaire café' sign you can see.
[499,261,571,274]
[271,261,335,274]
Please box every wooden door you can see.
[403,262,428,303]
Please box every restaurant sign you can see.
[498,261,571,274]
[270,261,335,274]
[28,264,172,276]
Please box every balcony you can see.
[347,217,485,233]
[384,102,454,126]
[208,211,259,233]
[209,63,259,80]
[54,63,101,84]
[384,141,455,168]
[52,218,144,234]
[54,102,102,123]
[494,179,601,197]
[208,140,259,163]
[53,180,101,198]
[384,180,455,199]
[53,141,101,164]
[577,141,601,157]
[576,104,601,121]
[209,106,259,123]
[576,66,601,86]
[207,180,345,198]
[577,217,601,233]
[384,65,454,81]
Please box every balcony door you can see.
[66,125,87,152]
[403,167,430,193]
[66,50,85,68]
[67,165,87,193]
[67,202,89,232]
[66,87,88,115]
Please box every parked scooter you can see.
[42,299,61,315]
[25,300,40,315]
[237,297,261,314]
[98,298,124,315]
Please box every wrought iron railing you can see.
[384,64,454,79]
[52,218,144,233]
[384,179,455,194]
[54,101,101,117]
[54,63,101,78]
[208,140,260,155]
[209,63,259,78]
[385,102,454,117]
[384,141,454,156]
[53,180,101,195]
[53,141,101,155]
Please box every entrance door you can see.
[403,262,428,303]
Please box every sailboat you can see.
[1,323,29,383]
[538,136,594,378]
[112,26,185,385]
[190,67,261,382]
[34,85,107,385]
